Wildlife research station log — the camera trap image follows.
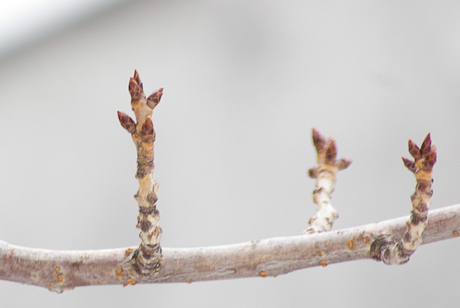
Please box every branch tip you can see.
[304,128,351,234]
[119,71,162,279]
[375,134,437,265]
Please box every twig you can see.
[371,134,437,265]
[1,204,458,292]
[117,70,164,280]
[303,128,352,234]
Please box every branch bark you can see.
[1,204,459,292]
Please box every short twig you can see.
[303,128,352,234]
[117,70,164,280]
[371,133,437,265]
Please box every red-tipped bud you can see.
[132,70,144,90]
[117,111,136,134]
[133,70,141,85]
[420,133,432,155]
[408,139,420,159]
[337,158,352,170]
[141,117,154,136]
[129,78,143,100]
[422,151,437,171]
[426,149,437,163]
[402,157,417,173]
[147,88,164,110]
[325,139,337,164]
[312,128,326,153]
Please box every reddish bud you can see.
[312,128,326,153]
[308,167,319,178]
[420,133,432,155]
[422,151,437,171]
[426,150,437,163]
[142,117,154,136]
[133,70,144,90]
[402,157,417,173]
[133,70,141,85]
[129,78,142,100]
[408,140,420,159]
[117,111,136,134]
[337,158,352,170]
[325,139,337,164]
[147,88,164,110]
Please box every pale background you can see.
[1,0,460,307]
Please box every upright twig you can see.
[117,70,164,279]
[303,128,352,234]
[371,133,437,265]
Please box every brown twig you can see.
[117,70,164,280]
[371,133,437,265]
[303,128,352,234]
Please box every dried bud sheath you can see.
[118,70,164,277]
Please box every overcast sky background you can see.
[0,0,125,58]
[0,1,460,307]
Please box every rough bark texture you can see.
[1,204,458,292]
[117,70,163,281]
[303,128,352,234]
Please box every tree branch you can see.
[1,204,459,292]
[1,73,457,293]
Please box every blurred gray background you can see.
[1,0,459,307]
